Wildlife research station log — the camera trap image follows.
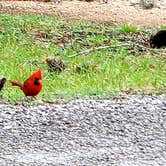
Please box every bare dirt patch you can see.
[0,0,166,27]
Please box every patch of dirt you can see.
[0,0,166,27]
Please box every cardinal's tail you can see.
[9,80,23,89]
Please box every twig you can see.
[68,42,166,58]
[134,43,166,55]
[68,44,130,58]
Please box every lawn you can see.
[0,14,165,102]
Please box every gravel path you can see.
[0,0,166,27]
[0,94,166,165]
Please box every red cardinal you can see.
[10,68,42,96]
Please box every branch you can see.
[68,42,166,58]
[68,44,130,58]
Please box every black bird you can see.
[0,78,7,92]
[150,30,166,48]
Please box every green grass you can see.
[120,24,139,34]
[0,14,166,102]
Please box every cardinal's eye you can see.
[34,77,40,85]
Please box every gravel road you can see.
[0,0,166,27]
[0,94,166,166]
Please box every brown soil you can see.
[0,0,166,27]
